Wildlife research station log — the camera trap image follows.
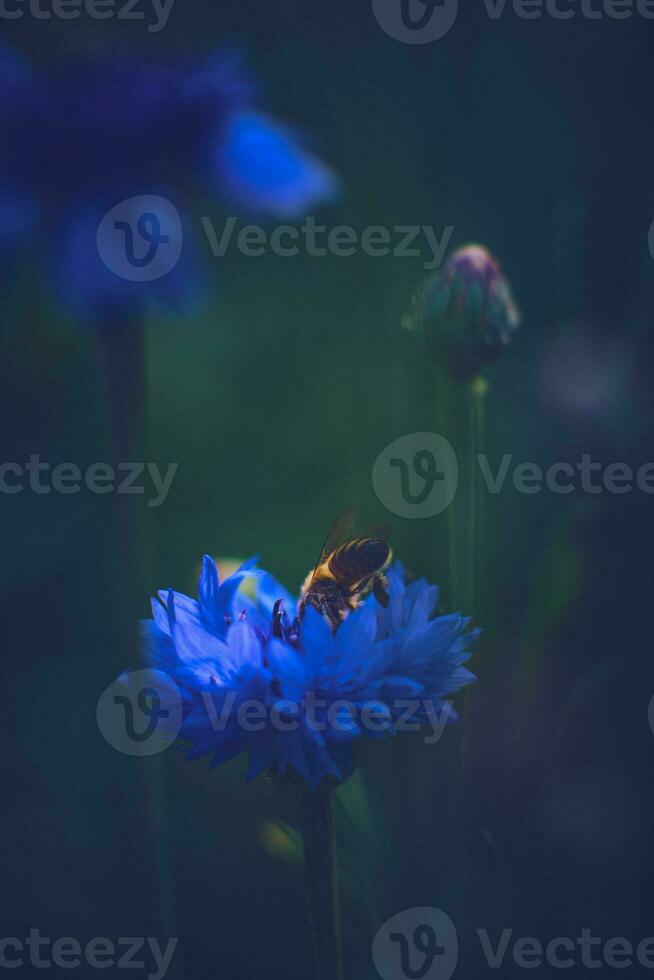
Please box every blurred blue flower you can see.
[142,557,478,789]
[0,45,336,321]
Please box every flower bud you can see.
[404,244,520,381]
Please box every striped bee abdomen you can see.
[329,538,391,588]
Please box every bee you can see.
[298,507,392,631]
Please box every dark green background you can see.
[2,4,654,978]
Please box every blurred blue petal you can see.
[0,41,30,93]
[0,47,336,322]
[50,194,207,322]
[215,112,338,218]
[0,188,35,249]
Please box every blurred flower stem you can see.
[97,318,180,974]
[302,784,343,980]
[97,319,147,643]
[441,371,488,910]
[98,317,145,473]
[440,373,488,615]
[461,376,488,615]
[403,242,516,907]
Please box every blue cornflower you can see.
[0,45,336,320]
[142,556,478,789]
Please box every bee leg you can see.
[272,599,286,639]
[372,576,390,609]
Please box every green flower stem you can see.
[98,319,179,974]
[302,784,343,980]
[465,376,488,614]
[442,374,488,611]
[97,318,150,667]
[99,317,145,472]
[443,374,487,908]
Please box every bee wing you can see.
[311,506,358,577]
[363,522,391,543]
